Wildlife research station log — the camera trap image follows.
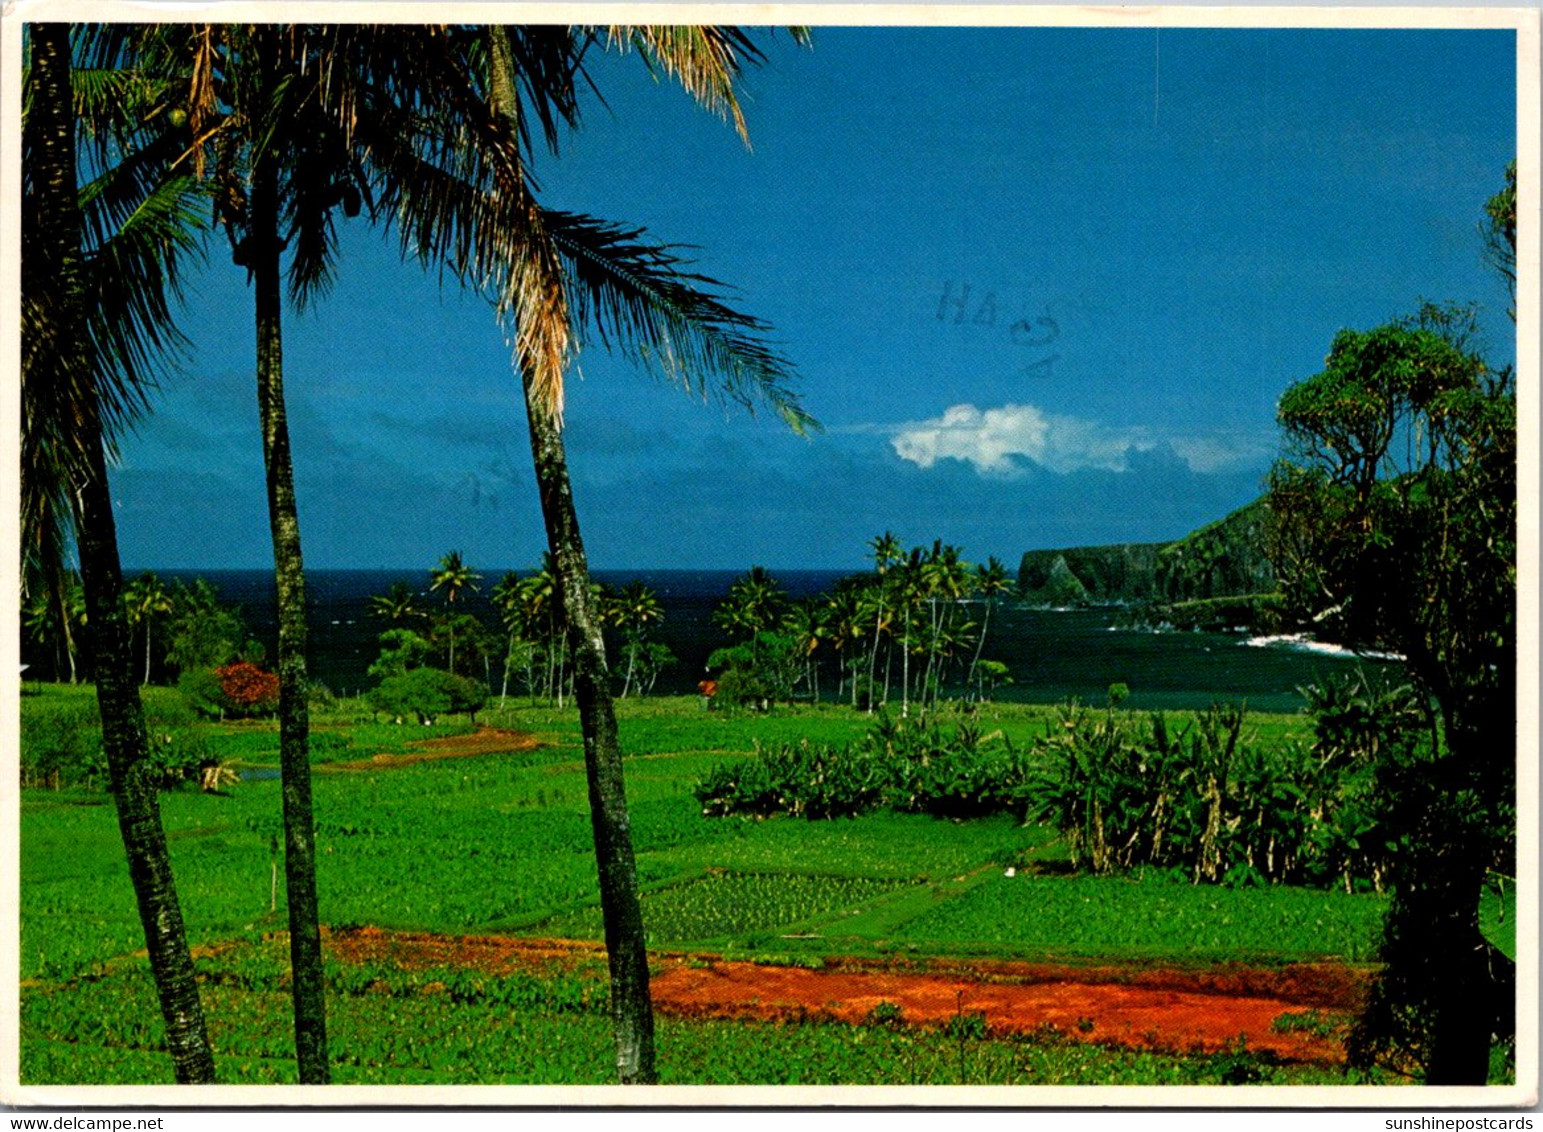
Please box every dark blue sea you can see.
[132,568,1399,714]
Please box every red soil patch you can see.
[326,926,607,975]
[328,727,540,770]
[322,927,1371,1065]
[650,958,1364,1064]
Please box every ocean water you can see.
[134,568,1397,714]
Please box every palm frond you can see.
[603,25,764,144]
[352,40,574,416]
[85,171,206,399]
[71,65,176,147]
[77,124,190,253]
[541,209,815,435]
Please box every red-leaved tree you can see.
[215,662,280,716]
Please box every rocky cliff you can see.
[1019,500,1275,607]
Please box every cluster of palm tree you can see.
[23,21,809,1086]
[370,556,673,709]
[707,543,1017,712]
[24,570,257,691]
[21,568,85,684]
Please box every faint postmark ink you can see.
[935,280,1061,378]
[458,447,528,510]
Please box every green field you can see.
[19,684,1395,1086]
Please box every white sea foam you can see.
[1242,633,1403,661]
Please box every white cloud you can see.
[889,403,1272,477]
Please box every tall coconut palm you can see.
[21,502,83,684]
[611,581,665,698]
[824,578,869,706]
[919,542,972,707]
[90,22,809,1084]
[84,22,377,1083]
[456,31,808,1079]
[891,548,926,717]
[134,25,479,1080]
[203,26,335,1081]
[518,557,565,704]
[430,550,482,676]
[783,599,826,703]
[124,572,173,685]
[490,571,528,707]
[21,23,216,1083]
[713,566,791,650]
[865,531,901,712]
[966,556,1012,697]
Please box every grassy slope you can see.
[19,687,1391,1085]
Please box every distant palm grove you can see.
[22,540,1018,716]
[17,18,1519,1095]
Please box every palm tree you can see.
[713,566,790,650]
[89,23,373,1083]
[96,23,807,1084]
[518,559,564,704]
[783,599,826,703]
[22,23,215,1083]
[966,556,1012,697]
[919,543,973,707]
[865,531,901,712]
[612,581,665,699]
[124,572,174,685]
[441,28,811,1082]
[21,567,86,684]
[369,580,422,624]
[21,514,83,684]
[490,571,528,707]
[430,550,483,676]
[892,548,926,716]
[824,579,868,706]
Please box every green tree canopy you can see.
[1267,301,1515,1084]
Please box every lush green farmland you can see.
[19,685,1395,1086]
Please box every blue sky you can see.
[108,25,1519,572]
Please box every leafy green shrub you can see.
[369,667,487,725]
[694,710,1030,821]
[1023,677,1409,890]
[178,667,229,719]
[20,698,103,789]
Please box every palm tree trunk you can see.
[966,599,991,698]
[500,631,513,708]
[27,24,216,1084]
[251,147,330,1085]
[54,573,77,684]
[521,372,656,1085]
[865,597,883,715]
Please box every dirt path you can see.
[327,727,541,770]
[323,927,1370,1065]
